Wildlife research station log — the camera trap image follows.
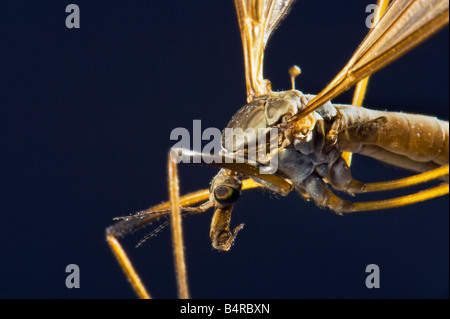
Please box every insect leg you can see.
[342,184,449,213]
[303,172,449,214]
[106,161,263,297]
[105,170,213,299]
[167,157,190,299]
[302,173,353,214]
[303,168,448,214]
[106,234,151,299]
[328,161,448,212]
[327,156,365,195]
[328,157,448,194]
[362,164,449,192]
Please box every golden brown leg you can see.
[329,163,449,194]
[106,174,214,299]
[304,171,448,214]
[363,165,449,192]
[106,175,263,298]
[327,162,448,212]
[106,234,151,299]
[168,156,190,299]
[343,184,449,213]
[310,182,448,214]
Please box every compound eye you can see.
[214,185,240,206]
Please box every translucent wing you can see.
[234,0,295,102]
[291,0,449,121]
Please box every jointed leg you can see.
[106,155,264,298]
[168,157,189,299]
[106,234,151,299]
[346,184,449,212]
[106,166,213,298]
[363,164,449,192]
[325,157,448,212]
[303,172,449,214]
[328,158,449,194]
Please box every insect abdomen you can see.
[334,105,449,176]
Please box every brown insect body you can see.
[333,105,449,176]
[208,89,449,249]
[106,0,449,298]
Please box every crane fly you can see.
[107,0,449,298]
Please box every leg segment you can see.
[345,184,449,212]
[302,173,353,214]
[327,157,365,194]
[302,172,449,214]
[168,158,190,299]
[328,159,449,194]
[106,234,151,299]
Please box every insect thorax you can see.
[220,89,344,197]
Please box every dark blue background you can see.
[0,1,448,298]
